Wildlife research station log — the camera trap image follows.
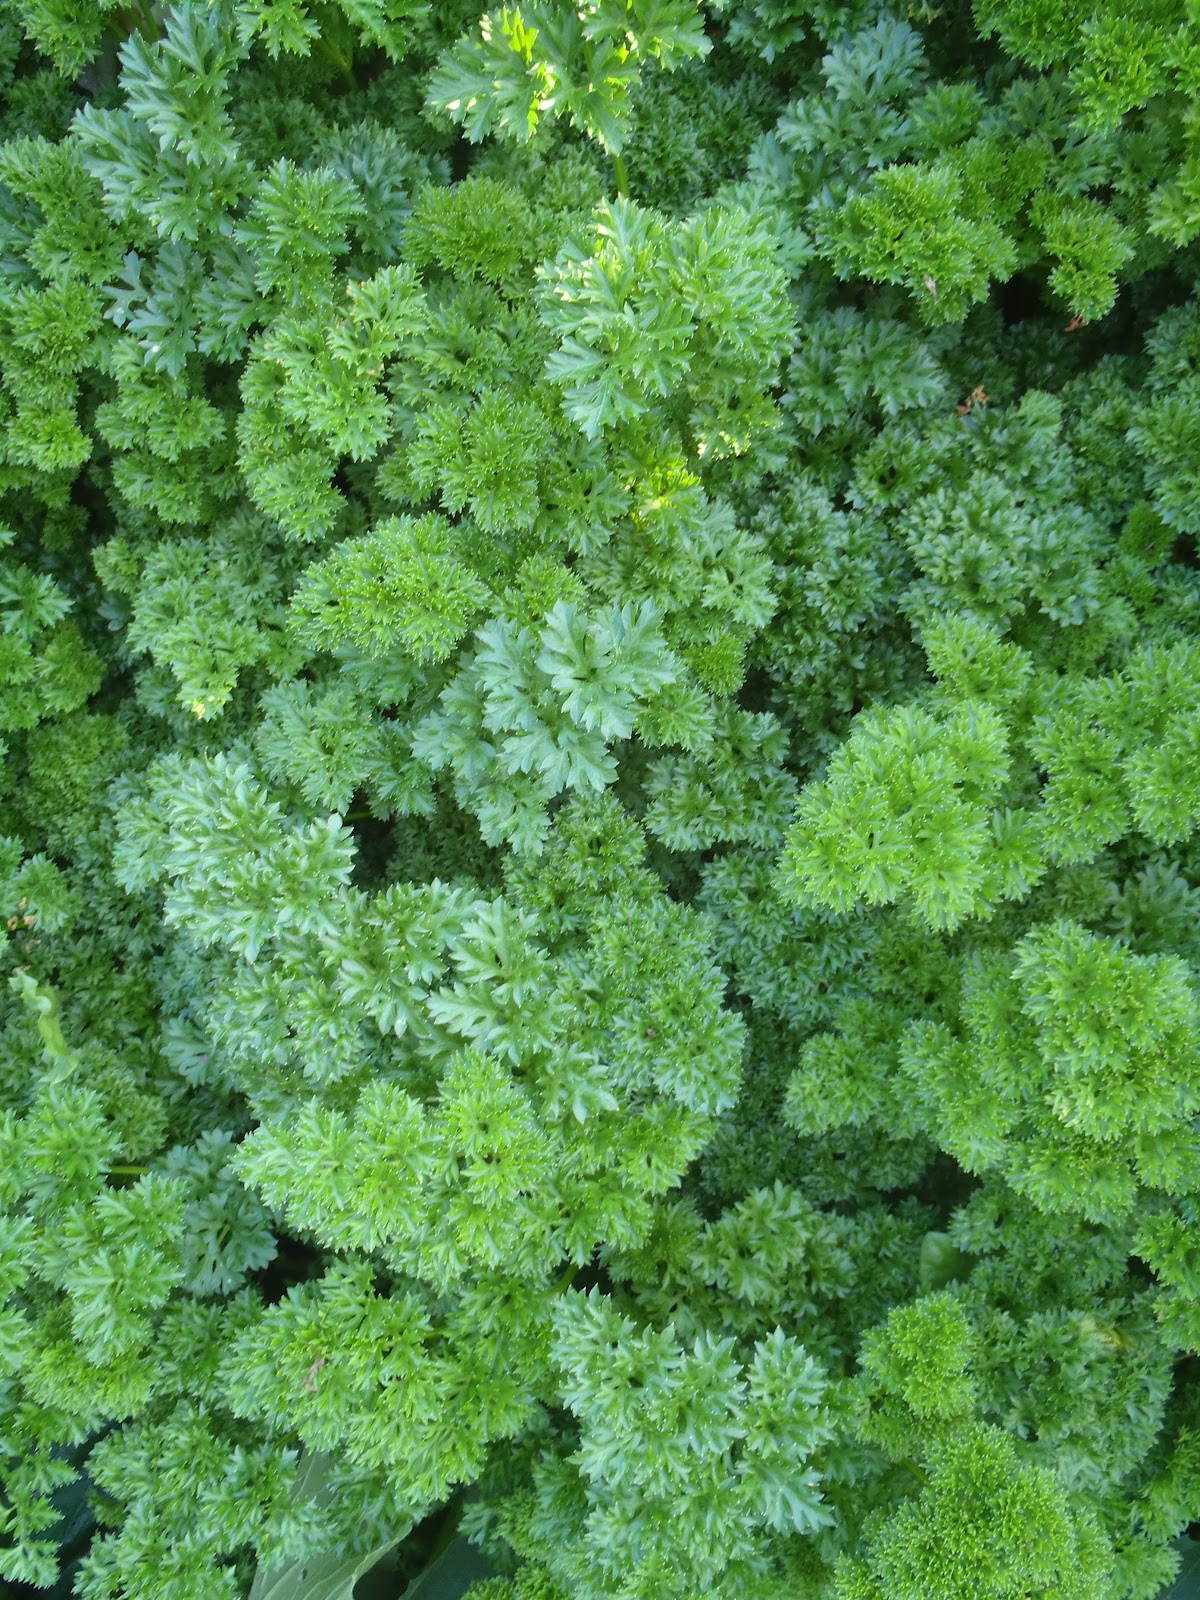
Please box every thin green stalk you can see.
[553,1259,579,1295]
[114,0,157,37]
[611,151,630,198]
[315,29,358,91]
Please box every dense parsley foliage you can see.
[1,1,1200,1598]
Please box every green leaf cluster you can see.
[2,2,1200,1599]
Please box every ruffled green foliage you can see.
[2,1,1200,1598]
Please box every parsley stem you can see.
[612,152,630,198]
[553,1260,579,1294]
[115,2,156,36]
[315,29,357,91]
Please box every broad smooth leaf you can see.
[1162,1538,1200,1600]
[399,1536,494,1600]
[248,1452,409,1600]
